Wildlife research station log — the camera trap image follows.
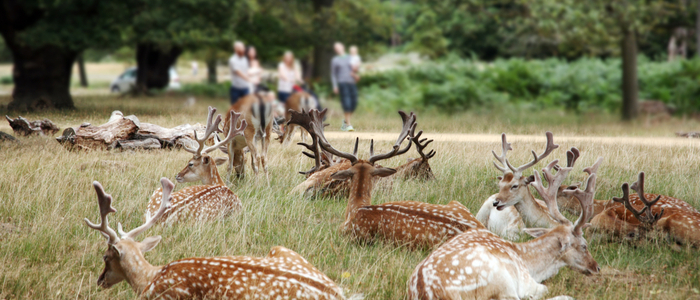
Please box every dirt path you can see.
[322,131,700,147]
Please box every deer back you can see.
[142,246,346,300]
[146,185,241,223]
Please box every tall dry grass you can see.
[0,95,699,299]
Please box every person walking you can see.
[331,42,357,132]
[247,46,262,93]
[228,41,249,104]
[277,51,302,105]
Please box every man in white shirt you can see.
[228,41,249,104]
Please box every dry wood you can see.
[5,115,59,136]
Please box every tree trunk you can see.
[697,0,700,57]
[77,53,88,87]
[206,57,217,84]
[310,0,334,81]
[135,42,183,93]
[621,28,639,120]
[6,44,77,110]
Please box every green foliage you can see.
[180,82,230,98]
[0,76,12,85]
[405,9,449,59]
[359,57,700,115]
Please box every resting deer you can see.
[309,110,483,247]
[275,91,318,145]
[592,172,700,245]
[87,178,358,299]
[476,132,576,239]
[409,157,600,300]
[392,124,436,180]
[146,107,244,223]
[223,91,274,178]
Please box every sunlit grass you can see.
[0,95,699,299]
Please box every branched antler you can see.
[368,111,415,165]
[505,132,559,176]
[184,106,221,158]
[613,172,663,228]
[118,178,174,240]
[492,133,512,173]
[310,109,359,164]
[84,181,120,244]
[532,158,574,226]
[409,124,435,160]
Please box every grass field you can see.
[1,95,700,299]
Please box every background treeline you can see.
[1,0,699,118]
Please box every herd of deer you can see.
[83,91,700,299]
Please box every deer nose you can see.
[492,200,501,207]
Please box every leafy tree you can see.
[405,9,449,58]
[0,0,136,110]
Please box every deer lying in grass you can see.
[223,91,274,178]
[309,110,482,247]
[290,109,436,198]
[592,172,700,245]
[146,107,244,223]
[476,132,578,239]
[409,157,600,300]
[87,178,358,299]
[275,91,318,145]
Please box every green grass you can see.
[0,95,699,299]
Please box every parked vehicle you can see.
[110,67,181,93]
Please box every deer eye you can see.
[103,255,108,262]
[188,163,194,168]
[582,245,588,251]
[511,185,519,190]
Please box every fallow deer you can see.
[409,157,600,300]
[86,178,358,299]
[223,91,274,178]
[392,124,436,180]
[146,106,245,223]
[310,110,483,247]
[591,172,700,245]
[476,132,571,239]
[276,91,318,145]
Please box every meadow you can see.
[1,95,700,299]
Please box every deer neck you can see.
[344,170,374,221]
[513,231,567,283]
[514,189,558,228]
[205,164,226,186]
[121,251,162,294]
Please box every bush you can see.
[358,57,700,115]
[0,76,12,85]
[180,82,230,98]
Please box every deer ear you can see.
[331,169,355,181]
[523,228,550,238]
[524,175,535,185]
[214,157,228,165]
[497,176,503,181]
[109,244,123,257]
[202,156,211,165]
[371,167,397,177]
[139,236,162,253]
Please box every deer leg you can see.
[282,124,296,146]
[261,134,270,173]
[247,138,259,175]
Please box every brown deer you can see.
[145,107,245,223]
[223,91,274,178]
[309,110,483,247]
[392,124,436,180]
[409,156,600,300]
[591,172,700,245]
[476,132,577,239]
[275,91,318,145]
[86,178,358,299]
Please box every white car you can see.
[110,67,181,93]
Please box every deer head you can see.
[177,106,246,185]
[523,157,601,276]
[85,178,173,293]
[492,132,559,210]
[311,110,414,201]
[612,172,664,231]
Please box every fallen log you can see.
[5,116,60,136]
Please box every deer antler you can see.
[368,111,415,165]
[118,178,174,240]
[310,109,359,164]
[583,157,604,175]
[563,172,597,236]
[409,123,435,160]
[505,132,559,176]
[84,181,120,245]
[613,172,663,228]
[492,133,512,173]
[202,111,246,155]
[185,106,222,158]
[532,158,574,226]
